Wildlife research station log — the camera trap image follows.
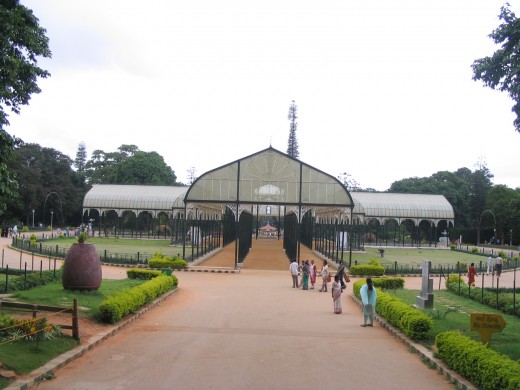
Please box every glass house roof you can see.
[351,192,454,221]
[83,184,189,211]
[185,147,354,207]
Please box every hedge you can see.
[353,277,432,340]
[127,268,162,280]
[435,331,520,390]
[99,275,176,323]
[147,252,188,269]
[0,269,62,294]
[349,264,385,276]
[446,278,520,318]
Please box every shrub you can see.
[22,226,29,232]
[99,275,175,323]
[450,244,456,250]
[445,274,463,288]
[0,313,17,338]
[127,268,162,280]
[77,231,87,243]
[435,331,520,390]
[471,247,478,253]
[350,263,385,276]
[0,269,62,294]
[148,252,187,269]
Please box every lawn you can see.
[0,277,148,389]
[387,288,520,361]
[38,236,189,260]
[345,247,490,272]
[11,278,144,320]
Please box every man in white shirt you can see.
[289,259,299,288]
[486,255,494,275]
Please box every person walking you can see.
[360,278,377,327]
[319,260,329,292]
[486,255,494,275]
[301,260,310,290]
[309,259,317,289]
[332,274,342,314]
[289,259,299,288]
[495,256,503,277]
[467,263,476,286]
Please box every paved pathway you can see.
[33,269,455,390]
[3,236,518,389]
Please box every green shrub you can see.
[22,226,29,232]
[445,274,463,288]
[353,278,432,340]
[471,247,478,253]
[0,313,17,338]
[450,244,456,250]
[148,252,187,269]
[127,268,162,280]
[498,250,506,257]
[350,264,385,276]
[0,270,62,294]
[435,331,520,390]
[99,275,175,323]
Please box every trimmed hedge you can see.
[148,252,187,269]
[353,277,432,340]
[435,331,520,390]
[127,268,162,280]
[0,269,62,294]
[349,264,385,276]
[99,275,175,323]
[446,279,520,318]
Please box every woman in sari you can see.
[301,260,310,290]
[319,260,329,292]
[309,259,317,289]
[332,274,342,314]
[468,263,476,286]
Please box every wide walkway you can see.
[33,269,454,390]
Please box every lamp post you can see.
[510,229,513,247]
[32,209,35,228]
[51,211,54,230]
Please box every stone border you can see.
[6,288,179,390]
[350,295,475,390]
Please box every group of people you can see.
[467,254,505,286]
[289,258,377,326]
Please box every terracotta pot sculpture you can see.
[62,242,102,290]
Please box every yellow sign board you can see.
[470,313,506,343]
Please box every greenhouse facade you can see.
[82,147,454,265]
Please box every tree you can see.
[286,100,299,158]
[0,1,51,218]
[472,4,520,133]
[187,167,197,185]
[74,142,87,173]
[84,145,178,185]
[337,172,360,191]
[1,142,85,227]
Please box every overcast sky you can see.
[9,0,520,190]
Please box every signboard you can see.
[470,313,506,343]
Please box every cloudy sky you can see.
[9,0,520,189]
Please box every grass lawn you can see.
[388,288,520,361]
[39,236,189,259]
[0,277,149,389]
[11,278,144,320]
[345,247,489,271]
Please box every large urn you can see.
[62,243,102,290]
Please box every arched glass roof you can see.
[83,184,188,212]
[185,147,354,207]
[351,192,454,221]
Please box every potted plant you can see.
[62,231,102,290]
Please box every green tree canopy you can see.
[1,142,85,226]
[0,0,50,219]
[472,4,520,133]
[85,145,178,185]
